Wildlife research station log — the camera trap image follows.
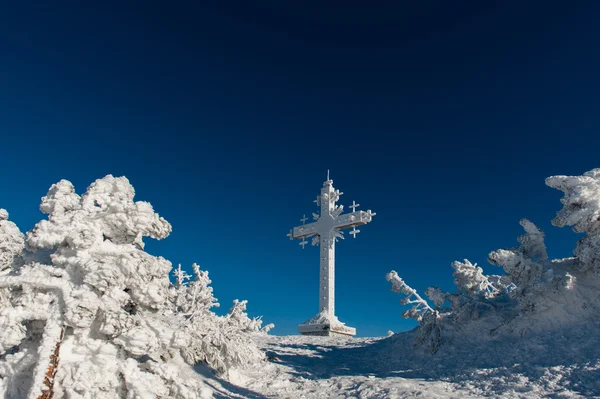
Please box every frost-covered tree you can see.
[227,299,274,334]
[546,169,600,234]
[386,271,441,353]
[451,259,500,299]
[488,219,549,297]
[386,271,434,322]
[518,219,548,261]
[388,169,600,353]
[0,175,269,398]
[172,264,269,376]
[0,209,24,273]
[547,169,600,274]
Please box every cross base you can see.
[297,312,356,337]
[299,328,356,337]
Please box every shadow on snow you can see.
[263,326,600,397]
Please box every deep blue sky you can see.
[1,2,599,336]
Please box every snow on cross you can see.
[288,172,375,337]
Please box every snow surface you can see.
[210,329,600,398]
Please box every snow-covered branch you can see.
[386,270,433,321]
[452,259,500,299]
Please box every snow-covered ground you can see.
[211,328,600,399]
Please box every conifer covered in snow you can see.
[0,175,270,398]
[388,168,600,354]
[0,209,24,273]
[386,271,434,322]
[386,271,441,353]
[546,168,600,274]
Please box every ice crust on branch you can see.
[0,175,271,398]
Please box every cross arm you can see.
[291,221,319,239]
[334,210,376,230]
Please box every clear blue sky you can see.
[1,2,599,336]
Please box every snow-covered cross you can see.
[288,173,376,336]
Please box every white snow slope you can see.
[205,328,598,399]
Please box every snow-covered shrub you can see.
[388,168,600,354]
[488,219,548,296]
[0,175,270,398]
[451,259,500,299]
[172,264,268,375]
[0,209,24,273]
[386,271,434,322]
[227,299,274,334]
[546,169,600,274]
[386,271,441,353]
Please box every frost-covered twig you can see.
[386,270,433,321]
[518,219,548,261]
[452,259,500,299]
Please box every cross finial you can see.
[300,214,308,224]
[350,201,360,212]
[350,226,360,238]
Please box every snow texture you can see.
[0,176,271,399]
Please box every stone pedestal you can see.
[298,313,356,337]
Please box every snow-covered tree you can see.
[386,271,434,322]
[518,219,548,261]
[0,209,24,273]
[488,219,549,298]
[0,175,269,398]
[451,259,500,299]
[386,271,441,353]
[388,169,600,353]
[547,169,600,274]
[227,299,274,334]
[546,169,600,234]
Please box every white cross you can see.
[300,214,308,224]
[350,201,359,212]
[288,175,375,322]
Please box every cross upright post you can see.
[288,173,376,337]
